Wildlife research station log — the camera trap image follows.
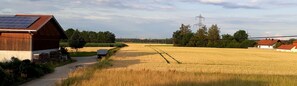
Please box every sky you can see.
[1,0,297,39]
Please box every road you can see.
[21,56,98,86]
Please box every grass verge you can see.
[57,47,122,86]
[60,42,128,47]
[69,52,97,57]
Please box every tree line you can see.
[173,24,256,48]
[116,38,172,44]
[63,28,116,43]
[62,28,116,51]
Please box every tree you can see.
[173,30,182,46]
[88,31,98,43]
[80,31,90,42]
[188,26,208,47]
[233,30,248,42]
[197,26,208,40]
[65,28,75,38]
[222,34,234,40]
[68,29,86,52]
[173,24,193,46]
[207,24,220,41]
[288,38,296,44]
[104,31,116,43]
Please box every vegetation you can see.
[61,70,297,86]
[69,52,97,57]
[64,28,116,43]
[173,24,193,46]
[57,47,122,86]
[68,29,87,52]
[116,38,172,44]
[60,42,127,48]
[57,43,297,86]
[0,58,54,86]
[173,24,256,48]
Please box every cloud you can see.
[92,0,176,11]
[182,0,260,9]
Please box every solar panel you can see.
[0,16,39,29]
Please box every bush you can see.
[0,58,54,85]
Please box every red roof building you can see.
[257,39,280,49]
[0,14,67,61]
[277,45,296,50]
[277,40,297,52]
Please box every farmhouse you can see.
[257,39,280,49]
[0,14,67,61]
[276,41,297,52]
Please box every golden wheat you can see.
[59,43,297,86]
[109,43,297,75]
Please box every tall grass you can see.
[58,69,297,86]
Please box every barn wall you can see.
[0,51,32,61]
[0,33,31,51]
[32,19,61,51]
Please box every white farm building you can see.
[257,39,280,49]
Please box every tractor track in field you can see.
[149,47,182,64]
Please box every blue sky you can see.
[1,0,297,38]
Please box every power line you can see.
[250,35,297,39]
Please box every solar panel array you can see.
[0,16,40,29]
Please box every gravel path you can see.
[21,56,98,86]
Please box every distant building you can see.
[257,39,280,49]
[277,41,297,52]
[0,14,67,61]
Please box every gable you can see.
[0,14,67,39]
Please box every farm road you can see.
[21,56,98,86]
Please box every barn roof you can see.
[0,14,67,39]
[277,45,296,50]
[257,39,280,45]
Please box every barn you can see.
[0,14,67,61]
[257,39,280,49]
[277,40,297,52]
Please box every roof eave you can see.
[0,29,37,33]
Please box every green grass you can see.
[60,42,128,47]
[70,52,97,57]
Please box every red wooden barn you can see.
[0,14,67,61]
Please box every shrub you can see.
[0,58,54,85]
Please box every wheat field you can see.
[60,43,297,86]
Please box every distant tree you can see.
[89,31,98,43]
[68,29,86,52]
[222,34,234,40]
[173,24,193,46]
[173,30,182,46]
[180,24,192,35]
[208,24,220,42]
[65,28,75,38]
[197,26,208,40]
[80,31,90,42]
[233,30,248,42]
[188,26,208,47]
[274,42,282,48]
[288,38,296,44]
[104,31,116,43]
